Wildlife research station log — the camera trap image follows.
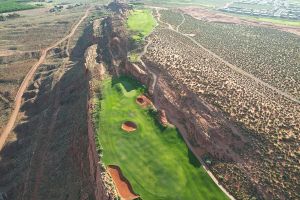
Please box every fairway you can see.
[127,9,157,42]
[96,76,228,200]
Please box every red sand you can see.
[107,165,139,200]
[136,95,152,108]
[121,121,137,132]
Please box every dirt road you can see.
[0,8,91,151]
[138,39,157,94]
[176,13,185,31]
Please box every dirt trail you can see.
[0,8,91,151]
[156,9,300,104]
[139,40,157,94]
[176,13,185,31]
[136,10,159,94]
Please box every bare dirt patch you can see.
[5,7,49,16]
[121,121,137,132]
[181,7,300,36]
[0,50,18,57]
[107,165,139,200]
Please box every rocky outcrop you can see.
[123,57,247,161]
[107,1,132,14]
[85,43,113,200]
[100,15,129,77]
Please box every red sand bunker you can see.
[121,121,137,132]
[107,165,139,200]
[136,95,152,108]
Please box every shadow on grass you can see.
[147,108,166,132]
[188,148,201,168]
[174,128,202,168]
[111,75,146,93]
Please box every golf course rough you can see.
[96,76,229,200]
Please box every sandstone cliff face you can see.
[0,21,110,200]
[100,16,128,73]
[144,60,248,160]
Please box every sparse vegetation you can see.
[0,9,85,51]
[0,5,88,132]
[160,10,184,28]
[165,12,300,99]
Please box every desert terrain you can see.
[0,1,112,199]
[142,7,300,200]
[0,0,299,200]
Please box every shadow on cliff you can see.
[0,22,106,200]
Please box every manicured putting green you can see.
[97,76,228,200]
[127,9,157,41]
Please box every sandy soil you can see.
[121,121,137,132]
[5,7,49,16]
[107,165,139,200]
[0,50,18,56]
[181,7,300,36]
[0,7,91,151]
[0,50,37,56]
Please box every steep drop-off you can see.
[0,15,111,200]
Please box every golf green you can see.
[96,76,228,200]
[127,9,157,42]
